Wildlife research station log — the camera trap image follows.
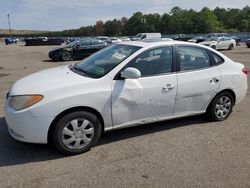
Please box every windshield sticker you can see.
[112,52,126,60]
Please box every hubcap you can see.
[62,52,71,61]
[61,118,94,149]
[215,96,232,119]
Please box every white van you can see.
[132,33,161,41]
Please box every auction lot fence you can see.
[162,32,250,41]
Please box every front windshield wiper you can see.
[72,64,91,77]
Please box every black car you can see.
[49,39,107,61]
[246,39,250,48]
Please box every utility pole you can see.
[7,13,12,37]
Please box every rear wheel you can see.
[52,111,102,155]
[61,51,73,61]
[206,91,234,121]
[228,43,234,50]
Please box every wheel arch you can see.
[47,106,105,144]
[207,89,236,111]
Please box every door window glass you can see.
[179,47,210,71]
[91,40,103,45]
[211,53,224,65]
[79,40,90,47]
[126,47,173,76]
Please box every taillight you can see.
[242,67,248,75]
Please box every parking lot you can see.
[0,43,249,187]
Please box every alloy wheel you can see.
[215,96,232,119]
[62,51,72,61]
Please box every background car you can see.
[120,37,131,41]
[188,36,203,43]
[107,37,122,44]
[96,36,109,43]
[5,38,14,45]
[196,33,230,43]
[49,39,107,61]
[5,41,248,154]
[200,37,236,50]
[132,33,161,40]
[246,39,250,48]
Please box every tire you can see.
[228,44,234,50]
[211,45,216,50]
[61,51,73,61]
[52,111,102,155]
[206,91,234,121]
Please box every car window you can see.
[179,47,210,71]
[211,53,224,65]
[126,47,173,76]
[79,40,90,47]
[92,40,103,45]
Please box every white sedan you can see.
[5,41,248,154]
[200,37,236,50]
[108,37,122,44]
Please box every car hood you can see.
[49,46,69,52]
[9,66,95,95]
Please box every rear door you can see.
[90,40,105,53]
[174,46,221,115]
[217,38,225,49]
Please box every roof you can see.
[119,40,207,49]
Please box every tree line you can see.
[3,6,250,37]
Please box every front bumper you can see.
[4,105,54,144]
[49,51,61,61]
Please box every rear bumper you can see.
[235,86,248,104]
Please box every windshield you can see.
[207,37,219,41]
[74,44,141,78]
[134,34,143,38]
[204,34,213,39]
[67,40,79,47]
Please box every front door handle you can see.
[163,84,175,90]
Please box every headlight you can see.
[9,95,43,111]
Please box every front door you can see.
[111,46,178,127]
[73,40,91,59]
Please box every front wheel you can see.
[61,51,73,61]
[206,92,234,121]
[228,44,234,50]
[52,111,102,155]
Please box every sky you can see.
[0,0,249,31]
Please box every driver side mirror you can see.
[121,67,141,79]
[74,44,80,49]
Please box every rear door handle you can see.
[210,77,220,84]
[163,84,175,90]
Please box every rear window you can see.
[211,53,224,65]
